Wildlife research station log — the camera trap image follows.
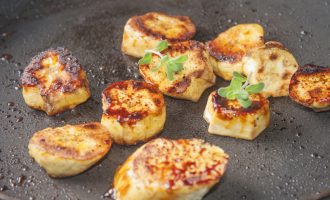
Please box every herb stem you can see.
[242,72,252,89]
[145,50,163,59]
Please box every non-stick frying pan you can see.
[0,0,329,199]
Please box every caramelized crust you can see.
[128,12,196,42]
[207,24,264,63]
[21,47,89,94]
[204,91,270,140]
[211,92,269,120]
[289,64,330,111]
[102,80,164,125]
[139,40,215,101]
[113,138,229,199]
[21,47,91,115]
[29,122,112,161]
[132,138,228,189]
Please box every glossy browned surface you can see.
[21,47,88,93]
[140,40,208,95]
[212,92,269,120]
[289,64,330,107]
[117,138,228,190]
[128,12,196,42]
[102,80,164,124]
[29,122,112,160]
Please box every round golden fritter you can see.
[204,92,270,140]
[112,138,229,200]
[289,64,330,112]
[121,12,196,58]
[139,40,216,102]
[207,24,264,80]
[101,80,166,145]
[21,47,91,115]
[28,122,112,178]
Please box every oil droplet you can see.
[0,185,8,191]
[2,32,10,37]
[1,53,13,61]
[17,175,26,186]
[296,132,302,137]
[280,127,286,131]
[17,116,23,122]
[7,102,15,107]
[102,189,115,199]
[241,195,247,199]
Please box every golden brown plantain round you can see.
[204,92,270,140]
[289,64,330,112]
[28,122,112,178]
[139,40,216,102]
[207,24,264,80]
[21,47,91,115]
[101,80,166,145]
[112,138,229,200]
[242,41,298,97]
[121,12,196,58]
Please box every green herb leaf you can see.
[226,90,236,100]
[167,62,183,72]
[155,40,168,52]
[237,98,252,108]
[216,72,264,108]
[218,87,230,97]
[230,77,244,90]
[138,52,152,64]
[233,71,247,82]
[235,90,249,100]
[166,64,174,80]
[141,41,187,81]
[152,55,169,72]
[169,55,188,63]
[245,82,265,94]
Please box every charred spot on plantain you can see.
[297,64,330,74]
[264,41,287,50]
[82,123,99,130]
[167,77,191,94]
[269,53,278,60]
[207,41,242,63]
[167,40,205,53]
[282,71,292,80]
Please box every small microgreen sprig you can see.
[218,72,265,108]
[138,41,188,81]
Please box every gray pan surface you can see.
[0,0,329,199]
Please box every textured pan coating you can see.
[0,0,329,199]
